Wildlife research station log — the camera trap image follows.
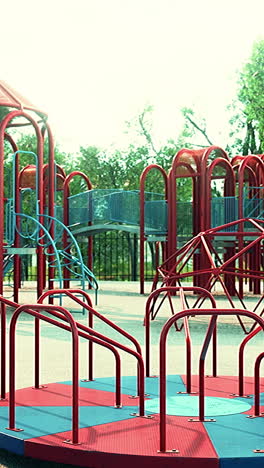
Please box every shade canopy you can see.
[0,80,47,118]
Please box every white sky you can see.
[1,0,264,153]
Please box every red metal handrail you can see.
[0,302,6,400]
[254,352,264,416]
[63,172,93,289]
[38,289,142,385]
[0,292,143,414]
[159,308,264,453]
[144,287,217,380]
[179,288,192,393]
[37,291,145,415]
[7,303,124,444]
[8,304,80,444]
[38,289,94,381]
[35,306,145,416]
[139,164,168,294]
[238,324,263,396]
[0,295,24,400]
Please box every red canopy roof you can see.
[0,80,47,118]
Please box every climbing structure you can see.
[151,219,264,330]
[140,147,264,294]
[0,80,97,303]
[0,82,264,468]
[0,81,263,301]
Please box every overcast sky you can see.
[1,0,264,152]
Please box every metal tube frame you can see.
[144,286,217,379]
[159,308,264,453]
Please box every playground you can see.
[0,81,263,467]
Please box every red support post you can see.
[139,165,167,294]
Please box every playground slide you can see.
[3,254,14,276]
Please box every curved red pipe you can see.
[139,165,167,294]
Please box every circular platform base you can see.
[1,375,264,468]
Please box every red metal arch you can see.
[201,145,229,165]
[171,148,202,175]
[63,171,93,288]
[168,155,198,262]
[3,133,18,153]
[0,110,44,299]
[205,157,235,230]
[140,165,168,294]
[238,155,264,219]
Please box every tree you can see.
[229,39,264,154]
[77,106,206,201]
[181,107,213,146]
[0,106,12,124]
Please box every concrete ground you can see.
[0,281,263,467]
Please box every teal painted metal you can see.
[12,212,98,303]
[14,212,63,288]
[68,190,262,237]
[211,197,238,231]
[67,189,168,232]
[4,198,14,245]
[244,198,264,219]
[243,187,264,220]
[3,254,14,276]
[145,200,167,234]
[12,150,39,214]
[42,214,98,302]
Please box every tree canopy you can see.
[229,39,264,154]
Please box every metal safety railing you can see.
[144,287,217,386]
[158,308,264,453]
[38,289,142,391]
[0,293,146,445]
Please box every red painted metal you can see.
[43,123,55,295]
[197,315,218,421]
[63,172,93,289]
[254,352,264,416]
[236,156,264,297]
[178,288,192,392]
[3,132,18,153]
[7,302,126,439]
[141,146,263,298]
[206,157,235,230]
[0,292,130,409]
[0,302,6,399]
[139,165,168,294]
[33,307,144,415]
[8,304,80,444]
[159,308,264,453]
[202,149,229,231]
[0,80,47,117]
[38,289,142,387]
[0,110,44,299]
[38,289,93,380]
[144,286,216,379]
[152,219,264,335]
[238,324,264,397]
[168,148,200,262]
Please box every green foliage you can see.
[76,106,202,202]
[4,131,72,173]
[2,106,207,203]
[229,39,264,154]
[181,107,213,146]
[0,107,12,122]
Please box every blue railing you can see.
[211,197,238,231]
[5,189,263,246]
[67,189,167,232]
